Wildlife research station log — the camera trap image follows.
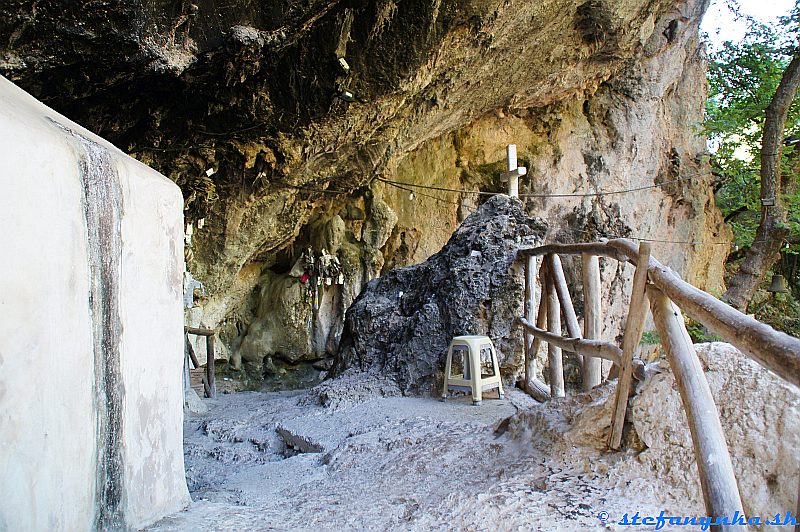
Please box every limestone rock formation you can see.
[332,195,547,392]
[630,342,800,520]
[0,0,731,387]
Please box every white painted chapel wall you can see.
[0,75,189,531]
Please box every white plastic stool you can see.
[442,335,504,405]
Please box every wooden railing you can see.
[185,326,217,398]
[513,238,800,527]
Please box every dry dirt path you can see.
[149,378,699,531]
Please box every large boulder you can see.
[331,195,547,393]
[630,342,800,521]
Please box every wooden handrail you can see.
[185,326,216,337]
[512,237,780,526]
[517,242,626,261]
[516,317,622,364]
[515,316,647,380]
[517,238,800,388]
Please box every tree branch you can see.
[724,51,800,310]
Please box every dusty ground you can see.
[148,372,708,531]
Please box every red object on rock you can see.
[300,272,310,284]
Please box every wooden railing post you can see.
[547,253,584,346]
[522,302,552,402]
[648,285,744,525]
[185,333,212,398]
[206,334,216,398]
[523,255,536,389]
[582,253,602,390]
[546,254,583,339]
[607,238,800,389]
[609,242,651,450]
[545,256,565,398]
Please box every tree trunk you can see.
[724,52,800,311]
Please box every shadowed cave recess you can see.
[1,0,730,388]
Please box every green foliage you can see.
[684,317,724,343]
[639,331,661,345]
[705,3,800,251]
[750,288,800,337]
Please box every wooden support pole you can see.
[547,254,586,382]
[545,259,565,398]
[547,254,583,339]
[607,238,800,389]
[523,279,551,402]
[201,374,212,399]
[186,336,201,369]
[206,334,216,398]
[609,242,651,450]
[523,256,537,389]
[582,253,602,390]
[648,286,744,525]
[517,317,622,364]
[523,257,530,385]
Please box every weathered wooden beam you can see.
[517,317,621,364]
[548,253,595,390]
[522,273,552,403]
[546,254,583,339]
[545,259,565,398]
[648,286,744,525]
[608,238,800,389]
[185,335,201,369]
[582,253,603,390]
[517,242,626,261]
[609,242,651,450]
[523,255,536,389]
[206,334,217,399]
[185,326,216,337]
[525,379,552,402]
[201,374,212,399]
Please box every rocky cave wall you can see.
[209,0,729,387]
[1,0,729,387]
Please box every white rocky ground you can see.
[150,344,799,532]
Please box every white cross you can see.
[499,144,527,198]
